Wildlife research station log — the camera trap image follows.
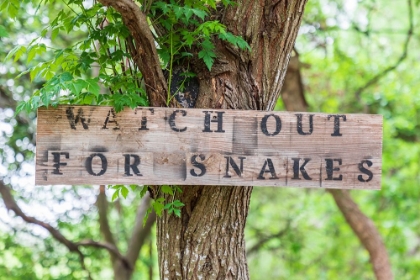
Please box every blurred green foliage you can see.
[248,0,420,279]
[1,0,420,279]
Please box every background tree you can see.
[1,0,420,279]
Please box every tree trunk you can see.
[157,1,308,279]
[157,186,252,279]
[98,0,308,278]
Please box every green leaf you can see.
[67,79,87,95]
[86,78,100,97]
[157,48,170,66]
[173,6,183,20]
[236,37,251,51]
[60,72,73,82]
[174,186,183,193]
[1,0,19,18]
[161,185,174,195]
[82,93,95,105]
[140,186,148,198]
[143,207,152,226]
[183,7,194,21]
[27,44,47,63]
[198,39,216,70]
[153,1,170,14]
[173,200,185,207]
[111,189,120,201]
[221,0,234,6]
[182,32,195,47]
[192,8,207,20]
[173,208,181,217]
[180,71,196,78]
[15,102,28,114]
[153,198,165,217]
[29,62,48,81]
[51,26,61,40]
[181,52,193,58]
[0,25,8,37]
[120,186,129,199]
[5,45,27,62]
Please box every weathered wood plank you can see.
[35,106,383,189]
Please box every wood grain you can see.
[36,106,383,189]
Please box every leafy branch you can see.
[6,1,149,113]
[110,184,185,218]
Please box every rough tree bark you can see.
[98,0,308,278]
[159,1,308,279]
[281,53,393,280]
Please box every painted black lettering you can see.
[138,117,149,131]
[169,110,187,132]
[66,107,89,130]
[292,158,312,180]
[136,108,154,130]
[224,156,246,178]
[202,111,225,133]
[325,158,343,181]
[190,154,206,177]
[86,153,107,176]
[358,160,373,182]
[327,115,346,136]
[123,154,142,176]
[257,159,279,180]
[102,109,120,130]
[296,114,314,135]
[51,152,69,175]
[261,114,281,136]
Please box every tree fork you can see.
[98,0,308,278]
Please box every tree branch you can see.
[125,192,156,266]
[97,0,168,107]
[0,181,137,276]
[280,51,307,112]
[354,0,413,100]
[96,185,118,263]
[0,182,78,251]
[109,192,156,279]
[0,86,16,108]
[247,219,291,255]
[76,239,131,268]
[328,190,392,279]
[280,53,393,280]
[0,181,92,279]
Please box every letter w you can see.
[66,107,90,130]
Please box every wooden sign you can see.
[36,106,383,189]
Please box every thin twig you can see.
[354,0,413,100]
[247,219,292,255]
[77,239,132,270]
